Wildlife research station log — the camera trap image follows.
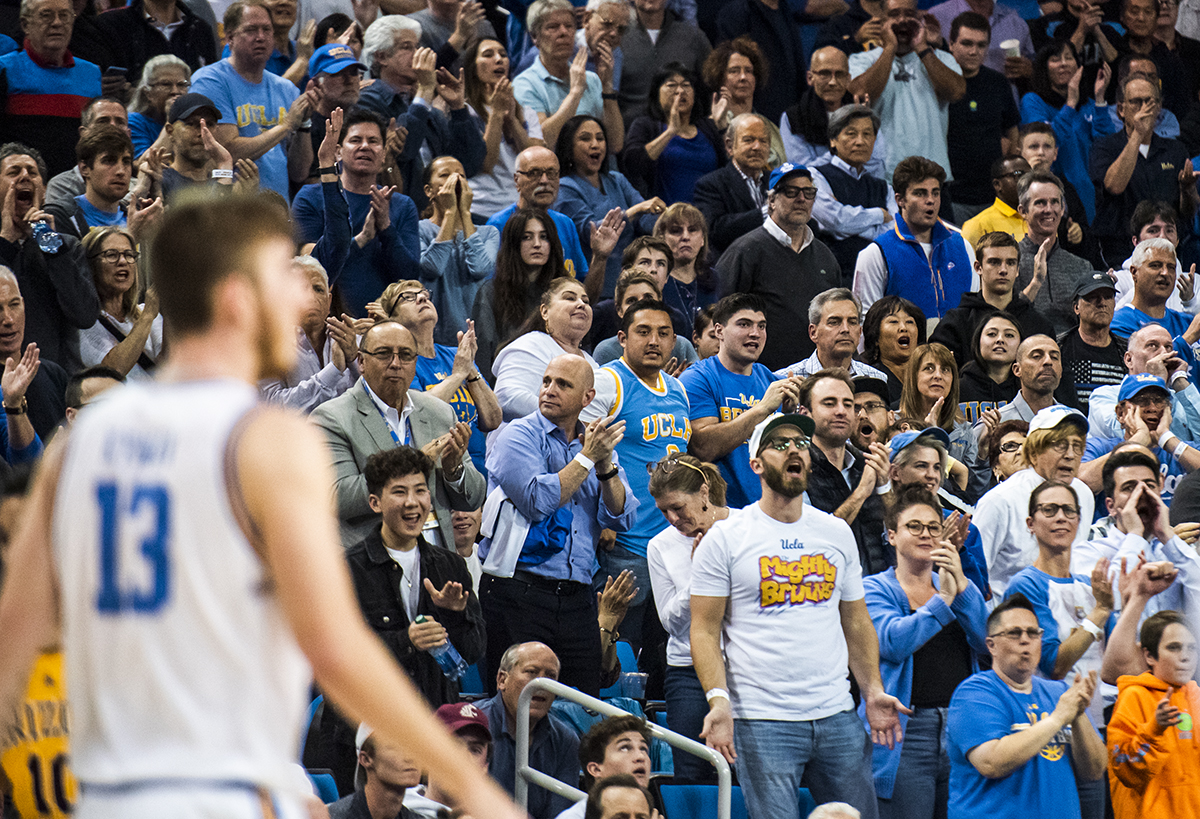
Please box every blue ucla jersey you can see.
[602,358,691,556]
[413,345,486,475]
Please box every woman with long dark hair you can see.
[623,62,725,204]
[653,203,717,322]
[471,207,566,381]
[901,342,981,499]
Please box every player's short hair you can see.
[1017,121,1056,151]
[364,446,434,497]
[808,287,860,327]
[693,303,716,341]
[1017,168,1065,211]
[1028,479,1078,517]
[712,293,765,327]
[1130,200,1179,239]
[578,716,651,790]
[224,0,272,34]
[150,192,293,337]
[950,10,990,42]
[339,107,387,144]
[648,453,726,506]
[1141,610,1189,658]
[975,231,1020,257]
[0,143,47,182]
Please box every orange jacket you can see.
[1108,672,1200,819]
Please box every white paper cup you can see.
[1000,39,1021,58]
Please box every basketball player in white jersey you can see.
[0,194,527,819]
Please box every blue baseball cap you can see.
[1118,372,1170,402]
[887,427,951,460]
[308,43,366,78]
[768,163,810,192]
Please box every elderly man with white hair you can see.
[358,14,486,210]
[1111,237,1200,342]
[511,0,624,151]
[260,256,360,413]
[809,804,861,819]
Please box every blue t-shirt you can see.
[486,205,588,280]
[75,194,124,229]
[1083,436,1197,505]
[190,59,299,196]
[412,344,487,477]
[601,358,691,556]
[678,356,778,509]
[127,111,162,159]
[947,671,1080,819]
[1110,304,1193,340]
[657,131,718,205]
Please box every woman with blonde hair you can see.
[653,202,716,322]
[647,452,730,783]
[79,227,161,381]
[901,342,980,500]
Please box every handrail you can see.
[515,677,732,819]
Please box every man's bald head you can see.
[515,146,560,207]
[808,47,851,107]
[538,354,596,426]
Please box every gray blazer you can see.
[311,378,486,549]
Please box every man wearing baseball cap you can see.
[405,702,494,819]
[1078,373,1200,505]
[717,163,843,371]
[1058,271,1127,412]
[161,92,234,202]
[330,723,422,819]
[302,43,366,183]
[974,404,1095,599]
[691,411,908,819]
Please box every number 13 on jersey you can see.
[94,482,172,614]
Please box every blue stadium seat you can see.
[599,641,640,698]
[656,784,817,819]
[307,770,339,804]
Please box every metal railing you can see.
[515,677,733,819]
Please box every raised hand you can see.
[370,185,395,232]
[1117,482,1148,537]
[439,421,472,475]
[593,40,614,89]
[923,396,944,427]
[233,158,260,194]
[1179,264,1197,303]
[413,48,438,97]
[326,313,359,372]
[864,442,891,489]
[568,44,588,95]
[286,91,314,132]
[436,173,460,213]
[200,117,234,170]
[424,577,469,611]
[1090,557,1114,610]
[597,569,637,623]
[435,67,466,110]
[1066,65,1083,109]
[489,77,515,117]
[1,343,39,403]
[297,18,318,62]
[1093,60,1111,100]
[317,107,344,169]
[127,196,164,242]
[590,207,625,258]
[453,320,479,378]
[710,88,730,126]
[581,415,626,464]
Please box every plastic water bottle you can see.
[30,221,62,254]
[415,614,468,680]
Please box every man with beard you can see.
[691,412,908,819]
[798,368,893,576]
[988,335,1078,428]
[161,93,238,202]
[588,300,690,668]
[310,319,484,549]
[1080,374,1200,504]
[850,375,894,454]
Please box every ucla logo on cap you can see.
[329,45,352,58]
[1135,372,1159,382]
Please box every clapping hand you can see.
[1,343,39,404]
[424,578,469,611]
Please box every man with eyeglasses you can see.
[1015,169,1095,336]
[312,319,485,549]
[1079,373,1200,505]
[486,145,592,280]
[946,594,1107,819]
[189,0,311,197]
[853,155,977,323]
[962,156,1031,247]
[691,411,908,819]
[975,405,1095,599]
[1090,72,1197,266]
[718,163,842,372]
[0,0,102,177]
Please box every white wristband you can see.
[1159,430,1174,449]
[1176,440,1190,459]
[705,687,729,703]
[210,168,234,179]
[573,452,595,471]
[1080,619,1103,639]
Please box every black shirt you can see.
[911,617,973,708]
[1089,132,1190,245]
[948,67,1021,206]
[1057,328,1127,412]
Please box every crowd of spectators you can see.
[6,0,1200,815]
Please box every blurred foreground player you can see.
[0,193,526,819]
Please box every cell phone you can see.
[103,66,127,78]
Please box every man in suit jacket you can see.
[692,113,771,263]
[311,320,486,549]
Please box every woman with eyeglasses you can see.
[987,420,1029,487]
[863,485,987,819]
[701,37,785,166]
[623,63,725,205]
[471,207,567,382]
[379,280,501,477]
[653,203,718,323]
[128,55,192,159]
[646,453,731,784]
[974,406,1095,602]
[492,277,597,424]
[79,226,161,380]
[1004,479,1114,819]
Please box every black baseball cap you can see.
[852,376,890,404]
[1072,271,1117,301]
[168,93,221,125]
